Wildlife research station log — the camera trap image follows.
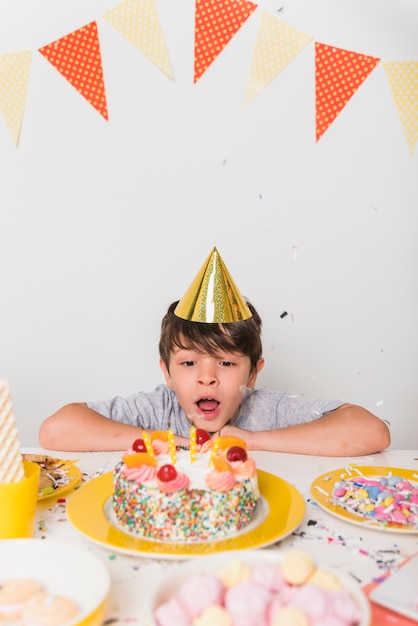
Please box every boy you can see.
[39,249,390,455]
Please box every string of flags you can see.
[0,0,416,154]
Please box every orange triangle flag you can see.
[194,0,257,84]
[315,42,380,141]
[39,21,108,120]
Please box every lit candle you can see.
[209,436,220,466]
[167,429,176,464]
[141,431,155,459]
[189,426,197,463]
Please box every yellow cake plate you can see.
[310,465,418,533]
[66,470,305,558]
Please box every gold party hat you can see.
[174,248,252,323]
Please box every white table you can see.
[26,447,418,625]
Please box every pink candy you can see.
[331,472,418,527]
[153,557,364,626]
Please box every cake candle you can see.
[209,436,220,466]
[141,431,155,459]
[189,426,197,463]
[167,429,176,464]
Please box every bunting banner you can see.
[244,11,312,105]
[0,1,416,154]
[0,51,32,145]
[315,43,380,141]
[383,61,418,156]
[38,21,109,120]
[194,0,257,83]
[102,0,173,79]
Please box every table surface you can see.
[26,446,418,625]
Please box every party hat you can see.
[174,247,252,323]
[0,379,25,483]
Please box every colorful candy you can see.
[331,471,418,527]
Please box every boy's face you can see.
[160,347,264,433]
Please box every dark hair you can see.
[159,300,263,372]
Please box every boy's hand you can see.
[216,425,255,450]
[173,434,191,449]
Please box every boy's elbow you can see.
[38,416,59,450]
[38,403,82,450]
[378,419,391,451]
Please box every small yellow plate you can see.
[310,465,418,533]
[38,462,83,501]
[67,470,305,558]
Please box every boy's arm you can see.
[38,403,148,452]
[39,404,191,452]
[218,404,391,456]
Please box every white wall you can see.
[1,0,417,447]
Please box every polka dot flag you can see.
[0,51,32,145]
[39,21,108,120]
[194,0,257,84]
[383,61,418,156]
[102,0,173,79]
[244,12,312,105]
[315,42,380,141]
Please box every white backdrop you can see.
[1,0,417,447]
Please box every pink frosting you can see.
[152,440,170,455]
[121,465,156,483]
[230,458,257,479]
[157,472,190,494]
[205,470,236,492]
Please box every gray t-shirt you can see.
[87,385,344,437]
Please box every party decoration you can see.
[174,247,252,323]
[383,61,418,156]
[0,51,32,145]
[39,21,108,120]
[194,0,257,83]
[102,0,173,79]
[244,12,312,105]
[0,380,25,483]
[315,42,380,141]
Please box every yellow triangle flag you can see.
[103,0,174,79]
[244,12,312,105]
[383,61,418,156]
[0,51,32,145]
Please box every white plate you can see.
[0,539,111,626]
[369,554,418,621]
[147,549,371,626]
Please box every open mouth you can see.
[196,397,220,416]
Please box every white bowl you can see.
[0,539,111,626]
[148,549,371,626]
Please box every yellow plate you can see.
[67,470,305,558]
[38,462,83,501]
[310,465,418,533]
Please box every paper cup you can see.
[0,460,40,538]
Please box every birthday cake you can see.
[112,429,259,542]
